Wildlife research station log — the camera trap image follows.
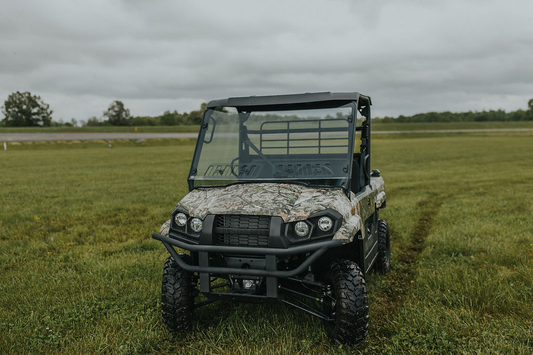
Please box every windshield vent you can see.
[215,215,270,247]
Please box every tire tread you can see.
[161,255,194,333]
[325,260,369,346]
[375,219,390,273]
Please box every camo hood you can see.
[174,180,384,243]
[177,183,351,223]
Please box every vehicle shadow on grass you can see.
[169,301,332,353]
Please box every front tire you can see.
[375,219,390,273]
[161,255,195,333]
[323,260,369,346]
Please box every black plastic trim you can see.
[207,92,371,111]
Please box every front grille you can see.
[215,215,271,247]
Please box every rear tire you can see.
[161,254,194,333]
[375,219,390,273]
[323,260,369,346]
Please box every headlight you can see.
[318,216,333,232]
[190,218,203,233]
[174,213,187,227]
[294,221,309,237]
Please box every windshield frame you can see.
[187,101,360,192]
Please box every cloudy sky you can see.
[1,0,532,122]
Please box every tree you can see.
[159,110,181,126]
[525,99,533,121]
[1,91,53,127]
[104,101,131,126]
[183,103,208,125]
[86,116,108,126]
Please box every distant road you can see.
[376,128,533,134]
[0,133,198,142]
[0,128,531,142]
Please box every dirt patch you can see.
[371,195,442,337]
[401,198,441,265]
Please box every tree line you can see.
[0,92,206,127]
[84,101,207,127]
[1,91,533,127]
[375,99,533,123]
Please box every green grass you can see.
[1,133,532,354]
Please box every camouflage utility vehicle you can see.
[152,92,389,346]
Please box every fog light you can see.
[242,279,254,289]
[294,221,309,237]
[318,216,333,231]
[174,213,187,227]
[190,218,203,232]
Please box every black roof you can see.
[206,92,371,111]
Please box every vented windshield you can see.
[189,104,356,189]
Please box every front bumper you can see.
[152,232,342,298]
[153,232,341,277]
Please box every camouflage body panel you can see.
[376,191,386,209]
[172,180,385,244]
[177,183,349,222]
[160,219,171,237]
[351,176,386,240]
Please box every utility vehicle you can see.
[152,92,389,346]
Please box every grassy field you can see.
[1,132,532,354]
[1,120,533,134]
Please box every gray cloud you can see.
[1,0,532,121]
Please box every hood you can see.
[177,183,352,223]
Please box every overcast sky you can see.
[1,0,532,122]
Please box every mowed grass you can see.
[1,133,532,354]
